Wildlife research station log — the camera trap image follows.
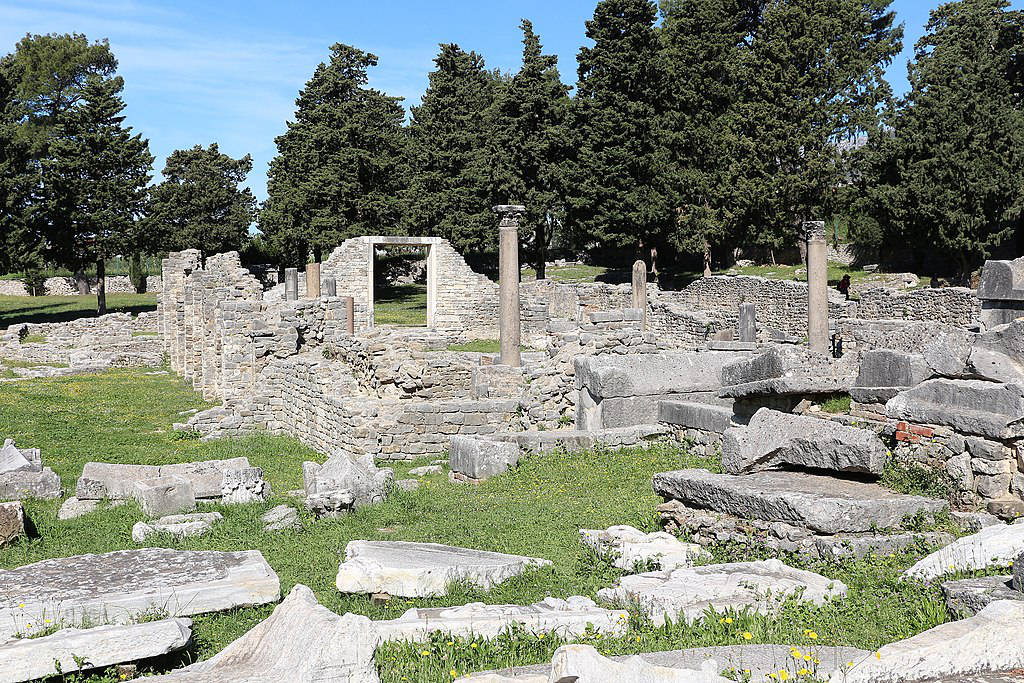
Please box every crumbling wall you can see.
[854,287,979,327]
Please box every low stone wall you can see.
[0,275,162,296]
[855,287,980,328]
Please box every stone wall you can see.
[0,276,162,296]
[854,287,980,327]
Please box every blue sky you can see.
[1,0,1020,202]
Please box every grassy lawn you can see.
[0,293,158,327]
[375,283,428,327]
[0,368,964,681]
[522,263,612,283]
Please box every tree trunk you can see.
[703,240,712,277]
[535,224,546,280]
[73,269,89,295]
[95,258,106,315]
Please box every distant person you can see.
[837,274,851,299]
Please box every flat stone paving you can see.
[653,469,948,534]
[0,549,280,638]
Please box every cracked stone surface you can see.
[579,525,707,572]
[903,521,1024,581]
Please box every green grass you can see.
[0,368,961,681]
[375,283,427,327]
[0,294,157,327]
[0,255,162,280]
[447,340,501,353]
[816,394,852,414]
[19,333,47,344]
[0,357,69,369]
[521,263,611,283]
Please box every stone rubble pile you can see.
[302,451,393,517]
[0,439,61,501]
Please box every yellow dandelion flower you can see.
[450,669,457,678]
[44,619,51,624]
[779,670,790,681]
[25,623,31,629]
[447,640,454,646]
[804,654,811,662]
[875,651,881,660]
[17,603,24,609]
[806,631,818,639]
[538,633,545,640]
[846,662,854,668]
[420,650,430,657]
[797,669,811,676]
[470,642,478,649]
[719,617,725,624]
[636,636,642,643]
[742,631,753,640]
[790,648,802,659]
[725,617,733,624]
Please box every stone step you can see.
[658,401,733,434]
[653,469,948,534]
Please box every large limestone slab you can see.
[336,541,551,597]
[462,645,733,683]
[579,525,706,572]
[969,319,1024,384]
[449,436,520,481]
[76,457,251,500]
[722,408,887,475]
[653,469,947,534]
[0,443,60,500]
[597,558,847,627]
[500,425,669,453]
[941,575,1023,616]
[829,600,1024,683]
[658,401,733,433]
[573,352,738,398]
[377,596,627,643]
[0,442,32,474]
[0,548,280,638]
[146,585,380,683]
[719,346,855,398]
[0,618,192,683]
[885,379,1024,440]
[903,521,1024,581]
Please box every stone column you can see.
[343,296,355,335]
[805,221,828,354]
[323,278,337,297]
[738,303,756,343]
[284,268,298,301]
[305,262,321,298]
[631,260,647,330]
[495,204,525,367]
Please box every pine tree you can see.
[731,0,902,253]
[42,76,152,313]
[404,44,500,255]
[261,43,406,265]
[492,20,570,279]
[856,0,1024,280]
[565,0,672,265]
[0,56,40,276]
[147,144,256,260]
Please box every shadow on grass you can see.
[0,295,157,327]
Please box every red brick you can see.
[908,425,933,438]
[894,431,920,443]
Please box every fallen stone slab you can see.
[574,352,739,398]
[0,441,32,474]
[376,596,628,643]
[498,425,669,453]
[76,457,251,500]
[0,502,23,547]
[336,541,551,597]
[220,466,270,504]
[721,408,887,475]
[145,585,380,683]
[903,521,1024,581]
[302,451,393,509]
[408,465,443,477]
[941,575,1024,616]
[597,558,846,627]
[132,512,223,543]
[0,618,192,683]
[969,319,1024,385]
[0,548,280,638]
[133,475,196,518]
[829,600,1024,683]
[261,504,301,531]
[462,645,733,683]
[464,644,870,682]
[813,531,955,561]
[0,465,61,501]
[57,496,99,519]
[719,346,856,398]
[653,469,947,534]
[658,401,733,433]
[855,349,931,391]
[449,436,520,481]
[579,525,706,572]
[886,379,1024,440]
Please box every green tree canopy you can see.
[492,20,571,278]
[260,43,406,265]
[147,143,256,260]
[404,43,501,255]
[0,56,40,276]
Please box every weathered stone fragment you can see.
[719,346,855,398]
[969,319,1024,384]
[57,497,99,520]
[377,596,627,643]
[579,525,706,572]
[597,559,846,627]
[0,618,192,683]
[549,646,732,683]
[261,504,301,531]
[653,469,946,534]
[0,548,280,638]
[829,600,1024,683]
[903,521,1024,581]
[941,575,1023,616]
[336,540,551,597]
[305,489,356,518]
[721,408,887,475]
[814,531,954,561]
[449,436,520,481]
[886,379,1024,440]
[501,425,668,453]
[658,401,733,433]
[303,451,393,508]
[1015,550,1024,591]
[220,466,270,504]
[0,501,24,547]
[856,349,931,389]
[76,458,250,500]
[0,443,60,501]
[132,512,223,543]
[408,465,443,477]
[574,352,735,398]
[133,475,196,518]
[0,441,32,474]
[146,585,379,683]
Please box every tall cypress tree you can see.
[566,0,672,266]
[404,44,499,255]
[856,0,1024,280]
[732,0,902,254]
[0,56,39,276]
[492,20,570,279]
[42,76,152,313]
[261,43,406,265]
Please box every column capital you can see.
[494,205,526,229]
[803,220,826,242]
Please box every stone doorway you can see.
[367,237,438,328]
